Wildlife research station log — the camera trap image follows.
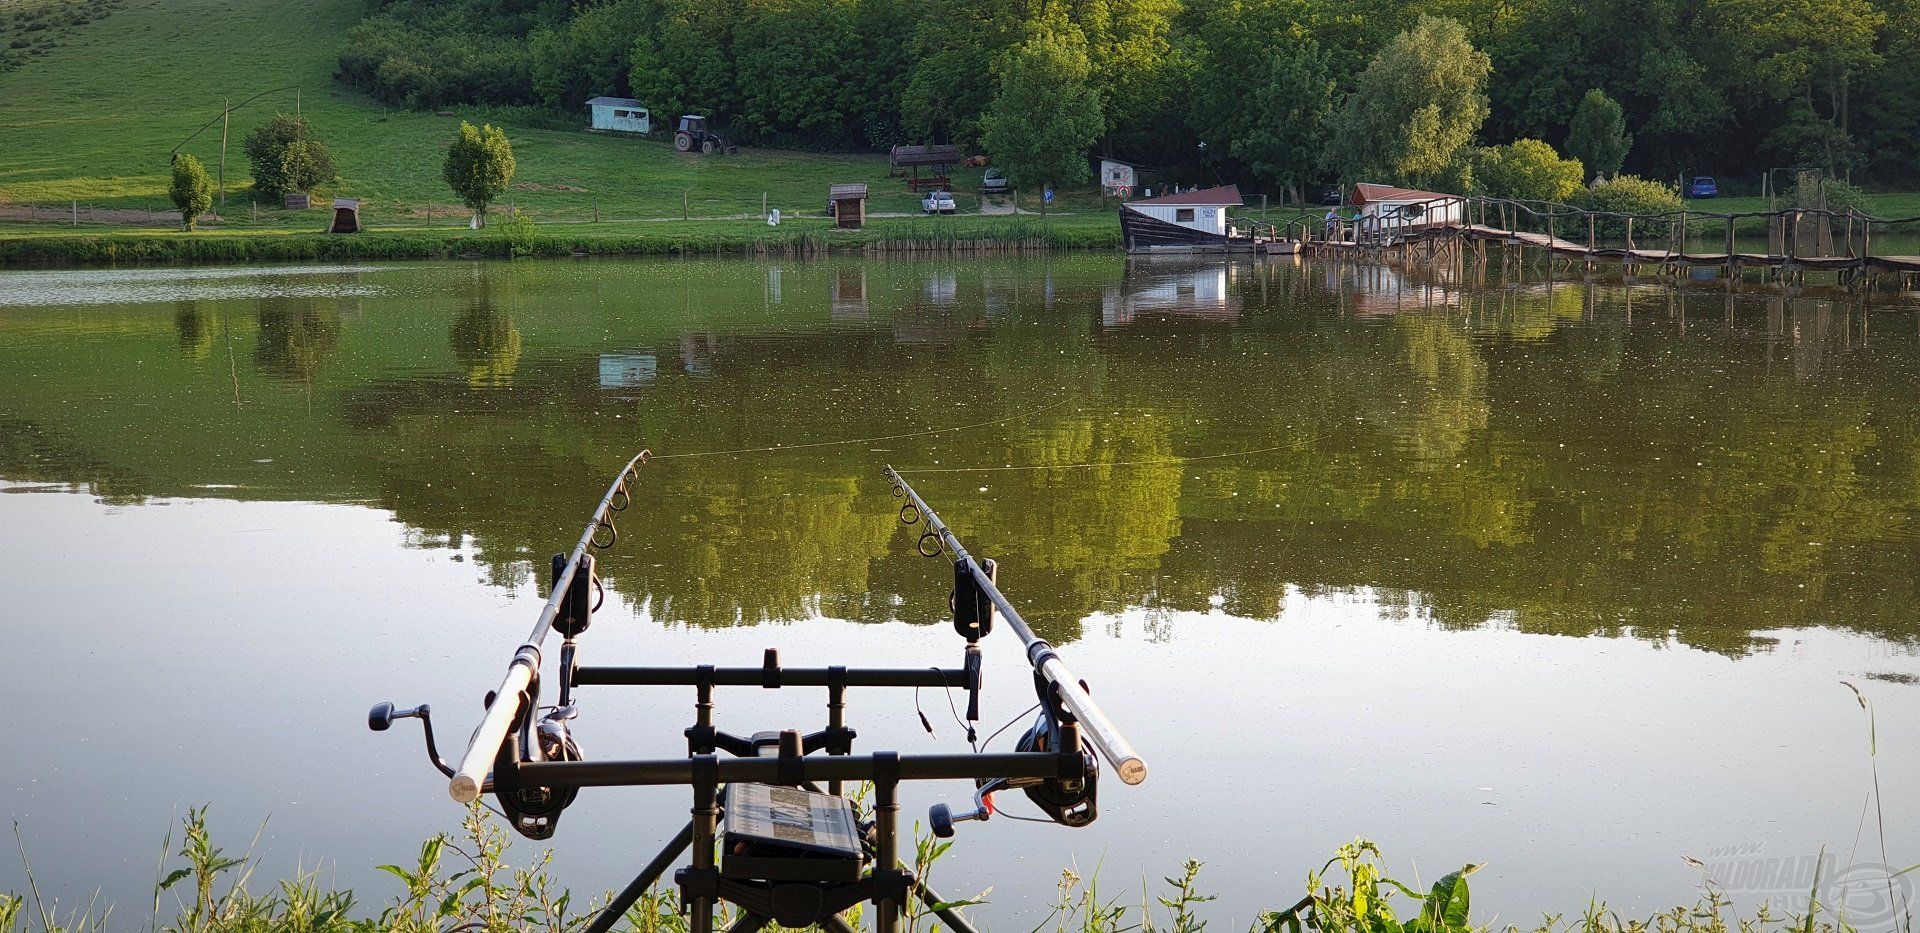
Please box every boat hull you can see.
[1119,206,1236,253]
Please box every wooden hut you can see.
[329,198,362,234]
[828,183,867,230]
[888,145,960,190]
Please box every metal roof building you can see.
[586,97,650,134]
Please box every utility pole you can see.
[219,97,230,208]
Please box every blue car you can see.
[1688,176,1719,199]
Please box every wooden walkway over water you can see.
[1292,195,1920,286]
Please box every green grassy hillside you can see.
[0,0,1099,231]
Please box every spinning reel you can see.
[929,683,1100,837]
[372,537,608,841]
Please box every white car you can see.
[921,190,956,214]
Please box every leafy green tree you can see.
[1476,138,1584,201]
[899,0,1023,147]
[529,0,652,110]
[1717,0,1885,175]
[169,154,213,231]
[443,122,516,227]
[1075,0,1181,135]
[629,0,743,133]
[732,0,865,146]
[243,114,336,198]
[979,16,1105,190]
[1564,89,1630,180]
[1234,39,1337,201]
[1324,16,1491,188]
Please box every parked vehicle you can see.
[981,169,1009,194]
[922,190,957,214]
[1320,185,1343,206]
[673,115,734,155]
[1688,176,1719,198]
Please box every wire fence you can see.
[0,188,1044,232]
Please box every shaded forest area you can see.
[334,0,1920,192]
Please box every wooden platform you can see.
[1303,219,1920,278]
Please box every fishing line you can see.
[647,399,1071,461]
[891,438,1310,475]
[980,702,1042,751]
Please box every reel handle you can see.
[368,701,457,778]
[368,701,426,731]
[929,790,996,838]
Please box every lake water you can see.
[2,256,1918,930]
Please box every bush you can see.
[1475,138,1583,203]
[169,154,213,230]
[242,114,335,198]
[498,208,535,256]
[1570,174,1682,237]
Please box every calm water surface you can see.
[2,256,1918,927]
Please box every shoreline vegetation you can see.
[0,806,1882,933]
[0,215,1122,267]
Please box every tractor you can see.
[673,115,734,155]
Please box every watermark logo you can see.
[1691,845,1914,929]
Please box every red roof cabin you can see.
[1349,183,1464,229]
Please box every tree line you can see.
[334,0,1914,196]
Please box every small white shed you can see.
[1097,157,1137,196]
[1122,185,1243,236]
[1351,183,1464,228]
[586,97,651,134]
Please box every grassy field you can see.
[1687,193,1920,217]
[0,0,1123,237]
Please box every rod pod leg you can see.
[584,821,696,933]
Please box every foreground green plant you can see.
[0,813,1896,933]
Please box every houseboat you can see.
[1118,185,1247,253]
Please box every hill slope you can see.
[0,0,1006,226]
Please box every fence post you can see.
[1861,215,1872,277]
[683,190,689,221]
[71,200,78,225]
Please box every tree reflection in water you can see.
[1,257,1915,654]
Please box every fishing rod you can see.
[448,450,648,805]
[883,466,1147,786]
[370,454,1146,933]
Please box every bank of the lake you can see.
[0,214,1121,266]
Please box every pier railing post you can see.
[1724,216,1736,277]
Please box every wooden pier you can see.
[1294,195,1920,288]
